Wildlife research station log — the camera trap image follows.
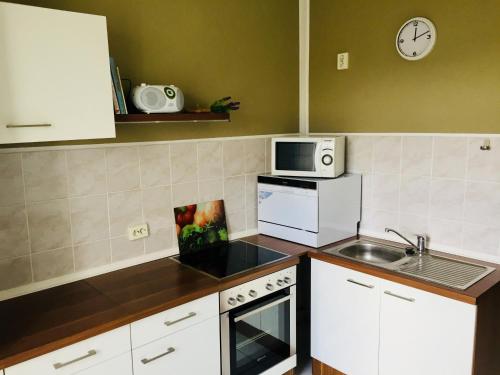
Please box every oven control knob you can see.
[276,279,284,287]
[227,297,237,306]
[249,290,258,298]
[237,294,245,303]
[322,154,333,166]
[266,283,274,291]
[284,277,292,284]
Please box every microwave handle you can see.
[234,294,292,323]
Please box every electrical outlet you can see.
[337,52,349,70]
[128,223,149,240]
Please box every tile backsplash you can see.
[347,135,500,263]
[2,133,499,296]
[0,136,273,293]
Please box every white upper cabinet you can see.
[311,259,380,375]
[379,279,476,375]
[0,2,115,144]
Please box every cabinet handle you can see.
[6,123,52,128]
[164,311,196,326]
[53,349,97,369]
[141,347,175,364]
[384,290,415,303]
[347,278,374,289]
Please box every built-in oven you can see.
[220,267,297,375]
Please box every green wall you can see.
[9,0,299,145]
[310,0,500,134]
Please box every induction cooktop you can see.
[172,240,289,279]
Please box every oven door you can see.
[221,286,296,375]
[272,140,321,177]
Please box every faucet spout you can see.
[385,228,426,256]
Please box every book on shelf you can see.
[109,57,127,114]
[116,66,128,114]
[111,82,119,114]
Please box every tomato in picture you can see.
[186,204,197,213]
[183,211,194,225]
[176,212,184,226]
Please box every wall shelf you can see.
[114,112,230,124]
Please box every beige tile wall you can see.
[347,135,500,262]
[0,136,273,292]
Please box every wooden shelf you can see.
[114,112,230,124]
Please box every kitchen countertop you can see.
[1,234,498,369]
[0,246,299,369]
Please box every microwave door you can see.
[258,184,318,232]
[274,142,317,174]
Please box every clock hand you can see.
[413,27,417,41]
[415,30,430,40]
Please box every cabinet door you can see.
[0,2,115,144]
[379,280,476,375]
[5,326,130,375]
[74,353,132,375]
[133,316,220,375]
[311,259,380,375]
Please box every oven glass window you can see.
[231,295,291,375]
[275,142,316,171]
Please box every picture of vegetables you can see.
[174,199,228,255]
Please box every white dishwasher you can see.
[257,174,361,247]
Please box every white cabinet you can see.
[5,326,130,375]
[74,353,132,375]
[132,316,220,375]
[311,259,477,375]
[132,293,220,375]
[131,293,219,349]
[311,259,380,375]
[0,2,115,144]
[379,279,476,375]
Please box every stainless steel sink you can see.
[323,239,495,290]
[324,240,410,269]
[338,243,406,264]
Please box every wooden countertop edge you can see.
[0,255,299,369]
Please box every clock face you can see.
[396,17,436,60]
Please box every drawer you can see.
[5,326,130,375]
[132,316,220,375]
[131,293,219,348]
[74,352,132,375]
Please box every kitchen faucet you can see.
[385,228,426,256]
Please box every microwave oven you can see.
[271,136,345,178]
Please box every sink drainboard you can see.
[399,255,494,290]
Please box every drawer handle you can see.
[347,278,374,289]
[141,347,175,364]
[164,311,196,326]
[6,123,52,128]
[53,349,97,369]
[384,290,415,303]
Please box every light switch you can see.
[337,52,349,70]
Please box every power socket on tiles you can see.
[337,52,349,70]
[128,223,149,240]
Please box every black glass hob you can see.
[173,240,288,279]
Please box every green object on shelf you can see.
[210,97,240,113]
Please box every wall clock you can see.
[396,17,436,60]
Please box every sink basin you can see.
[323,239,495,290]
[324,240,408,266]
[338,243,406,264]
